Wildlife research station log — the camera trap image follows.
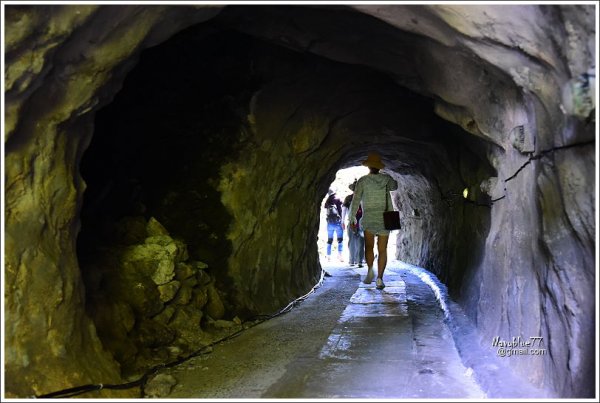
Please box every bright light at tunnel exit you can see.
[318,165,397,261]
[330,166,370,198]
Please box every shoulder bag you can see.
[383,183,401,230]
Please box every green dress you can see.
[349,173,398,235]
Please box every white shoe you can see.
[363,268,374,284]
[376,278,385,289]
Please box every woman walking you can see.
[349,152,398,289]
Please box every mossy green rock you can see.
[206,284,225,320]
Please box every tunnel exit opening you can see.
[318,165,398,268]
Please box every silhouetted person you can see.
[324,189,344,262]
[349,153,398,289]
[342,180,365,267]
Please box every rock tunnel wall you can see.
[4,4,596,398]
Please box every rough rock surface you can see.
[81,216,240,377]
[4,4,595,398]
[144,373,177,398]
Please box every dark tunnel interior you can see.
[4,3,596,399]
[76,8,497,377]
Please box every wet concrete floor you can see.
[163,260,490,399]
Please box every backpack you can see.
[326,204,341,224]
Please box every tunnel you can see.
[3,3,596,399]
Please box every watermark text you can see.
[493,336,546,357]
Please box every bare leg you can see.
[364,230,375,269]
[362,230,376,283]
[376,234,389,279]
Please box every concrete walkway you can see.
[162,260,491,399]
[263,263,483,399]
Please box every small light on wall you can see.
[463,188,469,199]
